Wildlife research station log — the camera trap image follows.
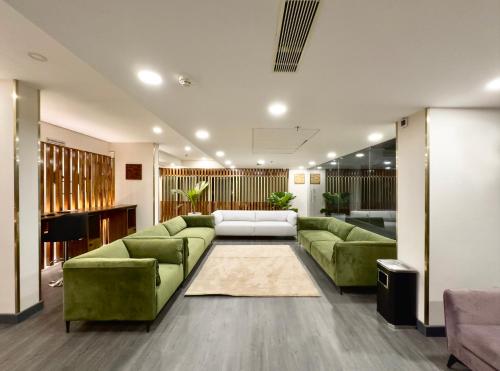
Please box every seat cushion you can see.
[253,221,296,236]
[163,216,187,236]
[345,226,395,242]
[174,227,215,248]
[310,241,336,279]
[186,238,205,273]
[156,263,183,313]
[130,224,170,237]
[298,230,343,253]
[215,221,254,236]
[459,324,500,369]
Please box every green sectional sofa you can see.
[297,217,396,292]
[63,215,215,332]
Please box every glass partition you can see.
[319,139,396,239]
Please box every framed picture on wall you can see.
[126,164,142,180]
[310,173,321,184]
[294,173,305,184]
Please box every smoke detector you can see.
[178,75,192,87]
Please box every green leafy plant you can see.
[320,192,350,215]
[171,181,210,213]
[268,192,298,212]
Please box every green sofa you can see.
[297,217,396,292]
[63,215,215,332]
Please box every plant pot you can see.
[188,212,202,216]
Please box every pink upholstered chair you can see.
[443,289,500,370]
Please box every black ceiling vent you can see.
[274,0,320,72]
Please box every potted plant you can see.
[268,191,298,213]
[171,180,209,215]
[320,192,350,216]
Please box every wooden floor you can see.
[0,239,461,371]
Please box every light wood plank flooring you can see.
[0,240,462,371]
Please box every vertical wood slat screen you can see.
[40,142,115,267]
[325,169,396,210]
[160,168,289,221]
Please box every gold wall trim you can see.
[424,108,430,325]
[13,80,20,313]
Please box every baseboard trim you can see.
[0,301,44,324]
[417,320,446,337]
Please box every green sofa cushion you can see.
[163,216,187,235]
[174,227,215,248]
[156,263,184,313]
[185,238,205,274]
[131,224,170,237]
[310,241,336,279]
[74,239,130,259]
[182,215,215,228]
[327,218,355,240]
[298,230,343,253]
[123,238,183,264]
[297,217,332,231]
[345,227,395,242]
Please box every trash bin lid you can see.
[377,259,418,273]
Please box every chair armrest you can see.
[297,217,331,231]
[182,215,215,228]
[63,258,157,321]
[333,241,397,286]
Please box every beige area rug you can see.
[185,245,321,297]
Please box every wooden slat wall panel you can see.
[325,169,396,211]
[40,142,115,267]
[159,168,289,221]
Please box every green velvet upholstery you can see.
[174,227,216,249]
[63,215,215,326]
[297,216,396,288]
[182,215,215,228]
[163,216,187,235]
[123,238,183,264]
[129,223,170,237]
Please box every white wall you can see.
[427,108,500,325]
[288,169,325,217]
[308,170,326,217]
[112,143,155,230]
[40,121,110,155]
[396,109,427,323]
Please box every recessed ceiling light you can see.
[327,152,336,158]
[268,102,288,117]
[330,161,337,165]
[384,161,391,165]
[317,166,322,169]
[368,133,383,142]
[195,130,210,140]
[184,146,191,152]
[308,161,316,166]
[355,153,365,158]
[485,77,500,91]
[138,69,163,85]
[298,166,304,170]
[152,126,162,134]
[201,157,207,161]
[224,160,232,165]
[230,165,236,169]
[385,166,391,170]
[28,52,48,62]
[216,151,225,157]
[257,159,265,165]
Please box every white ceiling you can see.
[3,0,500,168]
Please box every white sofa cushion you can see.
[255,210,288,222]
[253,221,296,236]
[218,210,256,221]
[215,221,254,236]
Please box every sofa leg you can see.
[447,354,458,368]
[339,287,343,295]
[65,321,70,333]
[146,322,151,333]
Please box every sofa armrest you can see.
[297,217,331,231]
[63,258,157,321]
[333,241,396,286]
[182,215,215,228]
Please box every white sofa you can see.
[212,210,297,237]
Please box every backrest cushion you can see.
[123,238,183,264]
[220,210,256,221]
[163,216,187,235]
[75,239,130,259]
[327,218,355,240]
[212,210,223,225]
[132,224,170,237]
[345,227,395,242]
[297,217,331,231]
[255,211,289,222]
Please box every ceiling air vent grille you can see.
[274,0,320,72]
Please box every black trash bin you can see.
[377,259,417,328]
